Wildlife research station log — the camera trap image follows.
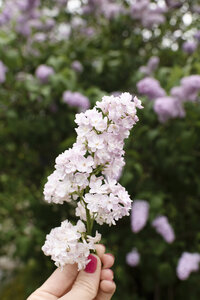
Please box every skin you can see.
[27,244,116,300]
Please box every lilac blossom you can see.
[154,96,185,123]
[194,31,200,42]
[177,252,200,280]
[141,10,165,28]
[182,41,197,54]
[152,216,175,243]
[101,2,125,19]
[43,93,143,269]
[139,56,160,76]
[131,200,149,233]
[35,65,54,83]
[0,5,13,26]
[42,220,101,270]
[126,248,140,267]
[165,0,182,9]
[0,61,8,83]
[170,86,185,102]
[137,77,166,100]
[181,75,200,101]
[71,61,83,73]
[63,91,90,111]
[130,0,166,28]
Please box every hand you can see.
[27,244,116,300]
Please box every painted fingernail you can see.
[85,255,97,273]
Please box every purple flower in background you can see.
[182,41,197,54]
[152,216,175,243]
[140,56,160,76]
[170,86,185,101]
[130,0,166,28]
[0,61,8,83]
[126,248,140,267]
[181,75,200,101]
[142,10,165,28]
[17,0,40,12]
[194,31,200,42]
[35,65,54,83]
[0,5,12,26]
[63,91,90,111]
[101,3,125,19]
[177,252,200,280]
[137,77,166,100]
[71,61,83,73]
[154,96,185,123]
[165,0,182,9]
[131,200,149,233]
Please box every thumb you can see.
[61,254,101,300]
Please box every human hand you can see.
[27,244,116,300]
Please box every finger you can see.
[95,244,106,259]
[100,269,114,281]
[61,254,101,300]
[38,264,78,297]
[102,254,115,269]
[95,280,116,300]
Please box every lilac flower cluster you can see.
[152,216,175,243]
[126,248,140,267]
[182,41,198,55]
[130,200,175,243]
[43,93,143,269]
[137,77,166,100]
[137,73,200,123]
[42,220,100,270]
[128,200,175,268]
[35,65,54,83]
[82,0,124,19]
[62,91,90,111]
[176,252,200,280]
[71,60,83,73]
[131,200,149,233]
[130,0,167,28]
[154,96,185,123]
[139,56,160,76]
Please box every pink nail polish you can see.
[85,255,97,273]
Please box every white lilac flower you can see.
[152,216,175,243]
[126,248,140,267]
[42,220,101,270]
[131,200,149,233]
[43,92,142,269]
[176,252,200,280]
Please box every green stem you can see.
[86,206,93,236]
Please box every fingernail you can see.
[85,255,97,273]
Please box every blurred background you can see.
[0,0,200,299]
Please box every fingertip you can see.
[102,253,115,269]
[100,279,116,294]
[100,269,114,281]
[95,244,106,258]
